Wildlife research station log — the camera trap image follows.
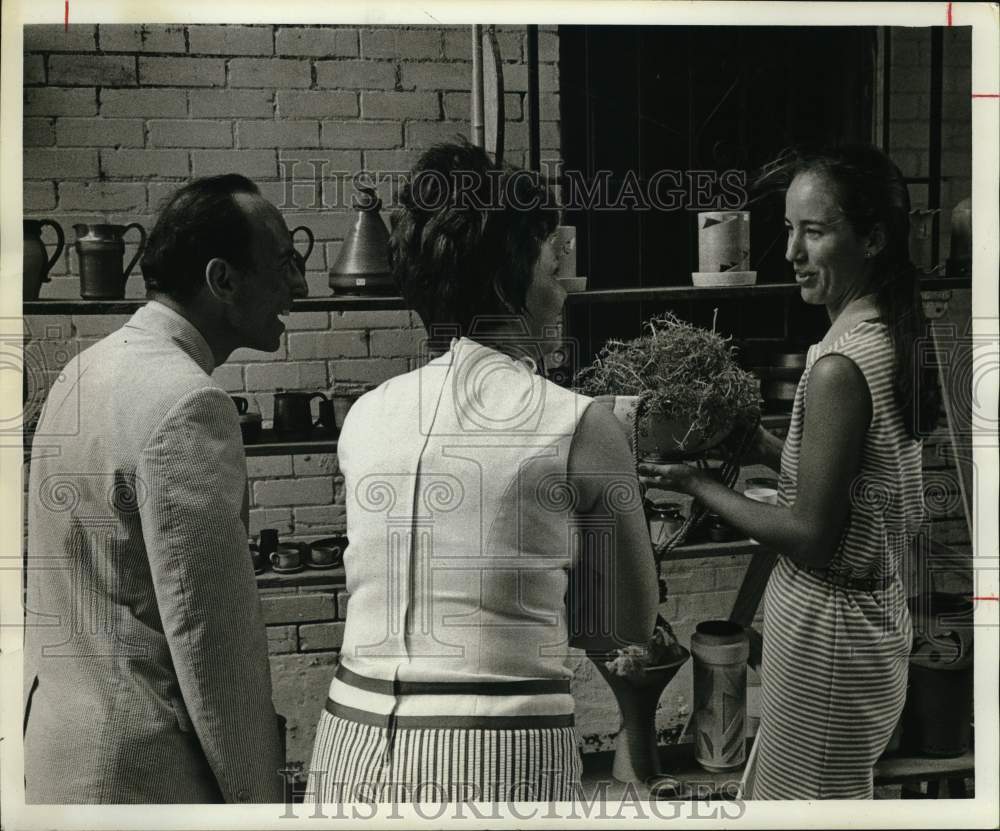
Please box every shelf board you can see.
[23,295,410,315]
[564,283,799,304]
[244,429,338,456]
[564,275,972,305]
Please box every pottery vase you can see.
[590,648,690,784]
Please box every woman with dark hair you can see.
[305,141,658,804]
[639,144,939,799]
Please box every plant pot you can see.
[592,395,730,461]
[590,648,690,784]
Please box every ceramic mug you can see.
[270,546,301,571]
[309,536,347,567]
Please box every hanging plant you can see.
[573,312,762,457]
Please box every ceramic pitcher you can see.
[23,219,65,300]
[74,223,147,300]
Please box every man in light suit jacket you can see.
[24,174,308,803]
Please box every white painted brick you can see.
[56,118,144,148]
[24,119,55,147]
[237,120,319,149]
[254,477,334,507]
[209,363,244,393]
[292,453,339,477]
[276,90,358,119]
[101,89,187,118]
[192,149,276,179]
[328,358,409,386]
[24,24,96,52]
[139,57,226,87]
[299,621,345,651]
[261,593,338,625]
[315,60,396,90]
[443,91,522,122]
[189,89,274,118]
[369,328,424,358]
[502,64,559,93]
[101,149,189,178]
[404,120,471,148]
[294,504,347,531]
[59,182,146,212]
[400,62,470,91]
[188,25,274,56]
[50,55,137,86]
[362,91,439,120]
[24,56,45,85]
[320,121,402,149]
[99,24,186,53]
[266,625,298,654]
[288,330,367,360]
[148,120,232,149]
[280,212,351,242]
[23,182,56,211]
[362,149,423,173]
[245,361,328,390]
[148,182,182,211]
[276,27,359,57]
[248,507,293,536]
[284,312,330,331]
[332,310,412,329]
[229,58,311,89]
[25,88,97,117]
[538,31,559,63]
[362,28,442,60]
[336,589,350,619]
[442,29,523,62]
[247,455,293,478]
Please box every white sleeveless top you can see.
[332,337,593,722]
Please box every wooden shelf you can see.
[564,283,799,305]
[23,295,409,315]
[244,429,338,456]
[564,275,972,306]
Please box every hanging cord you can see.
[632,392,760,560]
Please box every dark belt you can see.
[334,663,571,697]
[325,698,575,730]
[798,564,891,593]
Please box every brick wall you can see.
[886,26,971,264]
[23,21,561,537]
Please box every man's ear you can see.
[205,257,239,303]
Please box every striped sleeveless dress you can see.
[305,337,590,803]
[747,297,924,800]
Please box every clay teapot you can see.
[290,225,315,276]
[74,223,147,300]
[23,219,65,301]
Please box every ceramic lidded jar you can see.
[74,222,147,300]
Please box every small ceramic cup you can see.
[743,487,778,545]
[270,546,302,571]
[308,536,347,568]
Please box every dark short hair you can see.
[141,174,261,301]
[389,140,560,340]
[755,144,941,438]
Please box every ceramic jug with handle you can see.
[24,219,65,301]
[74,223,147,300]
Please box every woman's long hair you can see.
[755,144,941,439]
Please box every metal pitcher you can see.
[74,223,147,300]
[23,219,65,301]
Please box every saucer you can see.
[306,560,340,570]
[271,564,305,575]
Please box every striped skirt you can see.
[305,709,582,803]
